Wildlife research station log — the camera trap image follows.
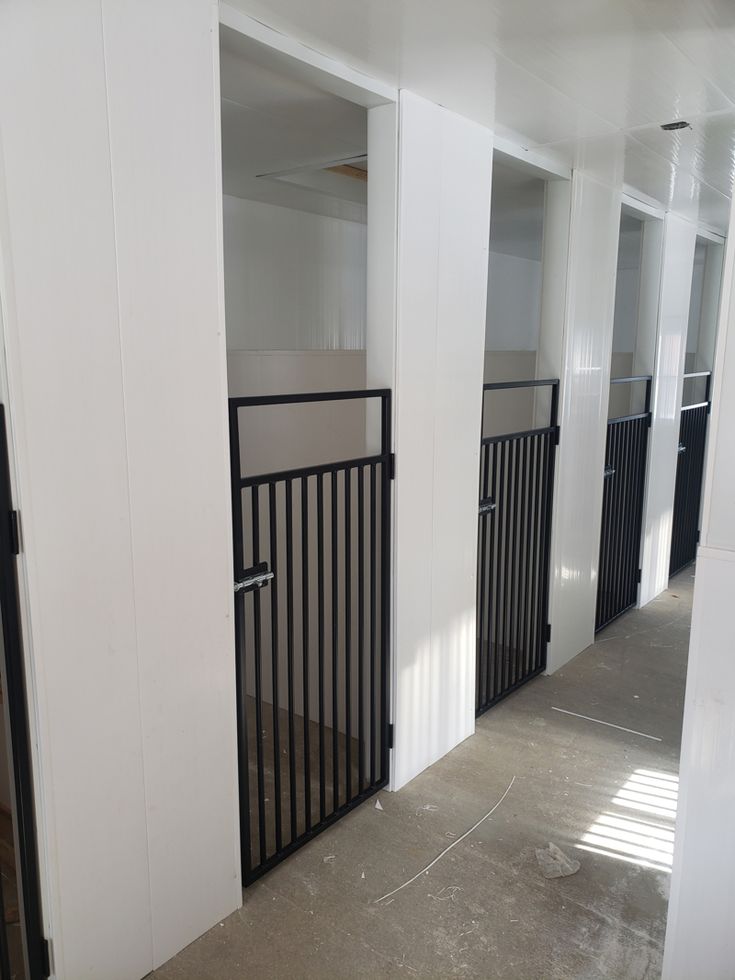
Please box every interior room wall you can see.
[223,194,367,352]
[483,168,545,432]
[608,216,643,417]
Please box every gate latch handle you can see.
[479,497,496,515]
[234,561,274,594]
[677,443,686,455]
[604,465,616,479]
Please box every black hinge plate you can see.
[40,937,51,978]
[389,454,396,480]
[636,568,642,583]
[9,510,19,556]
[387,723,394,749]
[545,623,551,643]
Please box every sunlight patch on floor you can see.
[577,768,678,873]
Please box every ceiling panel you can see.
[225,0,735,230]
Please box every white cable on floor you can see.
[551,706,662,741]
[374,775,516,904]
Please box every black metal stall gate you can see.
[476,380,559,715]
[229,390,392,884]
[595,376,652,633]
[670,372,712,576]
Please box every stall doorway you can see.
[229,391,392,883]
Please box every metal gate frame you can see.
[229,389,392,885]
[670,371,712,577]
[595,375,652,633]
[476,379,559,715]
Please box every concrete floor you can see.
[152,570,693,980]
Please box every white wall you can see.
[638,215,696,606]
[0,2,240,977]
[485,251,541,352]
[663,203,735,980]
[223,194,366,351]
[372,91,492,791]
[545,173,621,673]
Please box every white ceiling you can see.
[225,0,735,233]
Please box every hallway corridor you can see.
[154,572,693,980]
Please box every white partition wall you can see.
[0,2,240,977]
[663,208,735,980]
[639,215,697,606]
[369,92,493,791]
[545,173,622,673]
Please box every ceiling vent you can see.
[660,120,690,131]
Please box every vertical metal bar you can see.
[331,470,339,811]
[229,404,251,879]
[251,486,267,866]
[317,474,326,822]
[477,443,490,710]
[344,466,353,802]
[485,443,498,707]
[301,476,312,832]
[531,435,546,665]
[267,482,282,853]
[535,433,550,672]
[369,463,377,786]
[501,439,513,696]
[357,465,365,792]
[515,436,529,683]
[494,440,508,702]
[379,389,392,784]
[285,479,297,840]
[524,434,539,678]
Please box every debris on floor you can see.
[375,799,384,811]
[535,842,581,879]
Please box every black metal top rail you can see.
[481,378,560,445]
[608,375,652,426]
[681,371,712,412]
[229,388,393,485]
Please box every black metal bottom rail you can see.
[229,390,392,885]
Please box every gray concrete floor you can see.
[152,570,694,980]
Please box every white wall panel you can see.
[546,173,621,673]
[101,0,240,968]
[0,1,240,976]
[0,3,152,977]
[223,195,366,351]
[639,215,696,606]
[485,252,542,351]
[663,195,735,980]
[390,92,492,790]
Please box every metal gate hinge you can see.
[636,568,642,583]
[387,723,394,749]
[40,936,51,979]
[603,465,616,480]
[234,562,274,594]
[9,510,20,556]
[545,623,551,643]
[389,454,396,480]
[479,497,496,516]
